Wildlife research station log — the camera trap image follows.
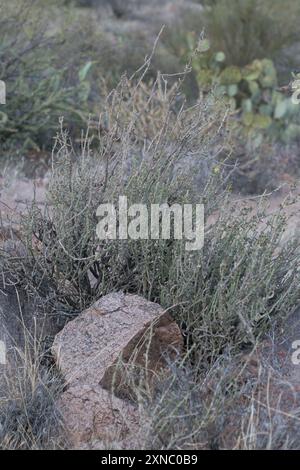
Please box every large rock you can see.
[57,384,140,449]
[52,292,183,393]
[52,292,183,448]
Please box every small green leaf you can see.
[242,112,254,127]
[274,99,288,119]
[228,84,238,97]
[79,61,93,82]
[219,66,242,85]
[242,99,253,113]
[0,111,8,125]
[252,133,263,149]
[252,113,272,129]
[215,51,226,62]
[197,39,210,53]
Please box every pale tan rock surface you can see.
[52,292,183,448]
[57,383,140,449]
[52,292,183,390]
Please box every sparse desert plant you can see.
[0,0,91,152]
[1,1,300,452]
[4,68,227,317]
[161,194,300,367]
[4,62,299,365]
[204,0,300,70]
[136,355,252,450]
[63,19,184,96]
[0,0,195,155]
[1,46,300,451]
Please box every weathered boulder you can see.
[52,292,183,448]
[56,383,140,449]
[52,292,183,393]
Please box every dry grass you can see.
[0,324,67,450]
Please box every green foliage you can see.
[0,0,194,154]
[2,52,300,450]
[8,74,226,315]
[4,71,299,365]
[162,199,300,365]
[0,1,91,151]
[189,39,300,145]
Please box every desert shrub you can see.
[4,70,227,317]
[0,369,65,450]
[162,196,300,367]
[4,64,299,366]
[0,0,91,152]
[204,0,300,70]
[2,56,300,451]
[163,30,300,191]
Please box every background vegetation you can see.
[1,0,300,191]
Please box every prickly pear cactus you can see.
[189,37,300,145]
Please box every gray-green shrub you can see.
[4,67,299,363]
